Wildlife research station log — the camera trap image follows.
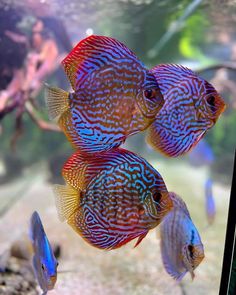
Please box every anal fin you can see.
[134,231,148,248]
[45,84,70,121]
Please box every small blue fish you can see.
[188,139,215,167]
[29,211,58,295]
[205,178,216,225]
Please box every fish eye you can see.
[188,245,194,259]
[207,95,215,106]
[153,192,162,203]
[41,264,45,271]
[144,89,157,100]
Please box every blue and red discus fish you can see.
[46,35,164,153]
[146,64,226,157]
[29,211,58,295]
[160,192,204,281]
[205,178,216,225]
[53,148,173,250]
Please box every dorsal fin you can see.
[169,192,191,218]
[150,64,197,94]
[61,35,139,91]
[62,148,137,190]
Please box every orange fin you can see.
[58,110,80,149]
[134,231,148,248]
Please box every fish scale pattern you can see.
[62,149,172,250]
[59,35,164,153]
[147,64,225,157]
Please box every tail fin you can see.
[45,84,70,121]
[53,185,79,222]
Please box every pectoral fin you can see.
[53,185,79,222]
[45,84,70,121]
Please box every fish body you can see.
[54,148,173,250]
[46,35,164,153]
[160,192,204,281]
[29,211,58,294]
[147,64,226,157]
[205,178,216,225]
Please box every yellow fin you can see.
[53,185,79,222]
[45,84,70,121]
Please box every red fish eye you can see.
[207,95,215,106]
[153,192,162,203]
[144,89,157,100]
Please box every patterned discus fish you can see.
[160,192,204,281]
[205,178,216,225]
[29,211,58,295]
[146,64,226,157]
[53,148,173,250]
[45,35,164,153]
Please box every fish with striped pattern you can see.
[46,35,164,153]
[53,148,173,250]
[146,64,226,157]
[160,192,204,281]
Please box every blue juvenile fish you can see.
[160,192,204,281]
[188,139,215,167]
[29,211,58,295]
[205,178,216,225]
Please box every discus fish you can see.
[146,64,226,157]
[54,148,173,250]
[46,35,164,153]
[160,192,204,281]
[205,178,216,225]
[188,139,214,167]
[29,211,58,295]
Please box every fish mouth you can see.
[48,275,57,289]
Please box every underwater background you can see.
[0,0,235,294]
